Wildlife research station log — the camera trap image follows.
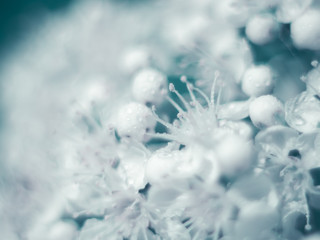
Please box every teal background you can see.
[0,0,74,57]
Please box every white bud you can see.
[219,120,254,140]
[241,65,274,97]
[132,68,167,105]
[276,0,312,23]
[146,150,180,185]
[245,14,278,45]
[122,47,150,73]
[78,76,111,111]
[114,102,156,142]
[215,133,254,176]
[291,9,320,50]
[249,95,284,129]
[146,147,213,184]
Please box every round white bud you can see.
[214,133,254,176]
[219,120,254,140]
[132,68,167,105]
[249,95,284,129]
[78,76,111,111]
[122,48,150,73]
[245,14,278,45]
[146,147,213,185]
[242,65,274,97]
[291,9,320,50]
[114,102,156,142]
[276,0,312,23]
[145,150,181,185]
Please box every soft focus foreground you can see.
[1,0,320,239]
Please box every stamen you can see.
[166,96,185,113]
[180,76,206,113]
[303,186,312,231]
[192,87,210,107]
[215,83,223,115]
[186,83,200,108]
[169,83,192,112]
[169,83,175,92]
[210,71,220,107]
[151,106,174,130]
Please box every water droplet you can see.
[285,91,320,132]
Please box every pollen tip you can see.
[169,83,175,92]
[180,75,187,83]
[311,60,318,68]
[305,224,312,231]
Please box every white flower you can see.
[113,102,156,142]
[249,95,284,129]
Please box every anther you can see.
[169,83,175,92]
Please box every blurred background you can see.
[0,0,74,57]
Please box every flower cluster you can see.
[2,0,320,240]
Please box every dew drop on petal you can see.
[285,91,320,133]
